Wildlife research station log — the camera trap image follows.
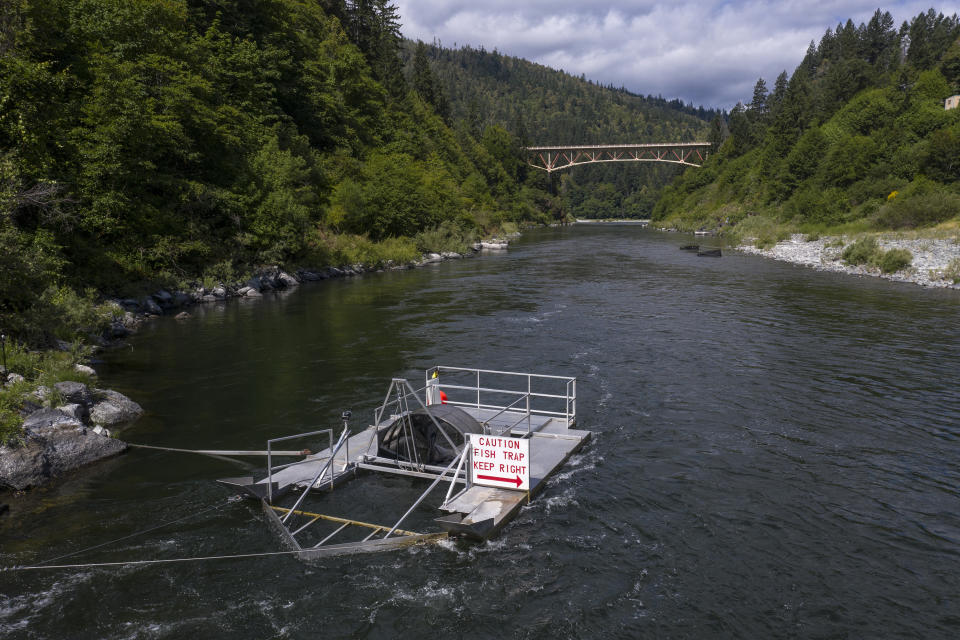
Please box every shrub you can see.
[728,215,790,249]
[414,221,476,254]
[842,236,880,265]
[874,190,960,229]
[877,248,913,273]
[943,257,960,283]
[0,339,94,443]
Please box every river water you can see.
[3,225,960,639]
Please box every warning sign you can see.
[468,434,530,491]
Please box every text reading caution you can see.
[468,434,531,491]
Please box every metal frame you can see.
[424,366,577,429]
[246,366,580,558]
[267,429,333,504]
[524,142,711,173]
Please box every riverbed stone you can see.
[54,381,93,406]
[90,389,143,428]
[175,311,191,320]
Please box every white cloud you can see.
[393,1,960,108]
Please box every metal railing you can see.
[425,366,577,428]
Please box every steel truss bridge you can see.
[524,142,712,173]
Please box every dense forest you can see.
[406,42,716,219]
[0,0,548,344]
[656,9,960,242]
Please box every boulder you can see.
[211,285,227,298]
[90,389,144,428]
[297,270,327,281]
[143,297,163,315]
[277,271,299,287]
[32,386,50,403]
[4,372,25,388]
[74,364,96,377]
[200,294,218,303]
[172,292,191,307]
[175,311,191,320]
[441,252,462,259]
[424,253,443,263]
[245,288,262,297]
[56,403,88,422]
[0,418,126,491]
[54,381,93,406]
[22,407,79,431]
[153,290,173,304]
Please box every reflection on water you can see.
[3,225,960,639]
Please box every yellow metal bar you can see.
[267,506,422,538]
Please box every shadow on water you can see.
[3,224,960,639]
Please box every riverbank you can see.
[0,241,513,495]
[737,233,960,289]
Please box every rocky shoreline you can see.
[0,379,142,492]
[106,246,494,332]
[1,242,510,496]
[737,234,960,289]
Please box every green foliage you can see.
[942,257,960,282]
[0,338,94,442]
[414,220,477,254]
[655,8,960,236]
[728,215,791,249]
[403,41,714,219]
[840,237,912,273]
[302,229,419,267]
[877,247,913,273]
[2,0,549,351]
[874,186,960,228]
[842,236,880,265]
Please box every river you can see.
[3,225,960,638]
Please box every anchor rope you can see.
[29,496,240,567]
[3,548,306,572]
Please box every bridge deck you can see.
[524,142,711,172]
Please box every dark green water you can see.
[3,225,960,638]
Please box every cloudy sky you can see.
[394,1,960,109]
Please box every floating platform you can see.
[219,367,591,558]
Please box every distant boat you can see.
[679,244,699,251]
[697,248,722,257]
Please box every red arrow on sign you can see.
[477,474,523,487]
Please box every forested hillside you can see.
[406,42,717,219]
[656,9,960,240]
[0,0,542,344]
